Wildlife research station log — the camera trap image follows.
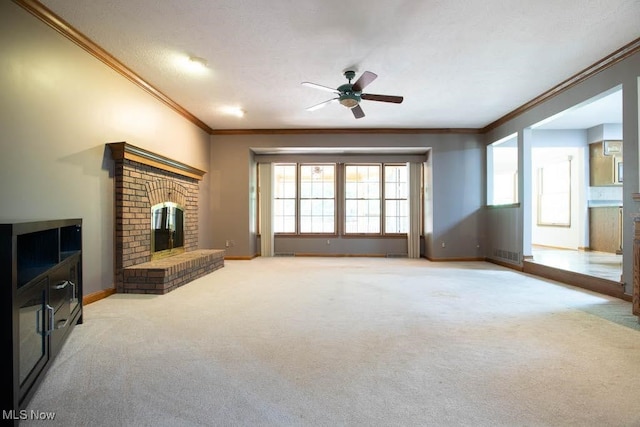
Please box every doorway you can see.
[526,88,623,287]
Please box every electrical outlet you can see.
[441,242,446,248]
[225,240,230,248]
[327,240,330,245]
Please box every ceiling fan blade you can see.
[361,93,404,104]
[301,82,340,94]
[351,104,365,119]
[306,98,338,111]
[351,71,377,92]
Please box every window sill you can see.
[485,203,520,209]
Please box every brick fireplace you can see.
[108,142,224,294]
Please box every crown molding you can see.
[13,0,213,134]
[211,128,482,135]
[483,37,640,133]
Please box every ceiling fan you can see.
[302,70,404,119]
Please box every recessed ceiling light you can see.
[188,55,208,68]
[173,54,209,75]
[219,106,245,118]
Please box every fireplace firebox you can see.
[151,201,185,258]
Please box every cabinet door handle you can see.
[46,304,54,336]
[55,318,68,329]
[53,280,70,290]
[69,281,77,302]
[36,308,43,335]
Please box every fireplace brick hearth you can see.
[108,142,224,294]
[123,249,225,294]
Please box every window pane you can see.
[487,135,518,205]
[283,217,296,232]
[274,164,296,198]
[369,199,380,215]
[273,164,296,233]
[323,200,333,215]
[283,182,296,198]
[311,199,322,215]
[285,199,295,214]
[300,216,311,233]
[386,200,397,216]
[345,165,381,234]
[383,165,408,234]
[345,182,357,198]
[385,199,408,233]
[385,182,397,199]
[323,183,334,198]
[299,164,335,234]
[299,199,311,216]
[300,182,311,198]
[537,159,571,226]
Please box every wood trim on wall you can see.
[633,219,640,315]
[83,287,116,306]
[425,256,487,263]
[211,128,482,135]
[107,142,207,180]
[523,260,630,301]
[291,253,388,258]
[13,0,213,134]
[485,257,525,272]
[224,255,259,260]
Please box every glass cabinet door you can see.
[17,278,49,400]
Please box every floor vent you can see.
[275,252,295,257]
[493,249,520,262]
[386,253,408,258]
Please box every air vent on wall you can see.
[493,249,520,262]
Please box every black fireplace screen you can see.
[151,202,184,253]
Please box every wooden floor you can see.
[530,246,622,282]
[524,246,628,301]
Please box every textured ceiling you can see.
[39,0,639,131]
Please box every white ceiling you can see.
[40,0,639,131]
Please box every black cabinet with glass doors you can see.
[1,219,83,424]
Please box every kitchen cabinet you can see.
[589,207,622,254]
[589,140,622,186]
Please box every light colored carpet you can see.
[22,257,640,426]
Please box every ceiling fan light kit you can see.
[339,95,360,109]
[302,70,403,119]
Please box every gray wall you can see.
[210,133,484,259]
[0,2,212,296]
[484,51,639,293]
